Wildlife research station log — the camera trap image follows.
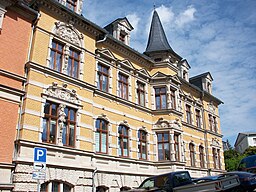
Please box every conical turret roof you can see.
[144,10,173,54]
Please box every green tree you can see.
[224,149,244,171]
[244,146,256,156]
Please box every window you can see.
[186,105,192,124]
[97,64,109,92]
[253,138,256,144]
[119,31,126,43]
[137,82,145,106]
[174,133,180,161]
[41,181,72,192]
[170,89,176,109]
[118,125,129,157]
[189,143,195,167]
[42,102,58,144]
[195,109,201,128]
[183,70,187,80]
[213,148,221,169]
[199,146,204,168]
[138,130,147,159]
[157,132,170,161]
[118,73,128,100]
[62,107,76,147]
[95,119,108,153]
[50,40,64,72]
[66,0,77,11]
[213,117,217,133]
[42,101,76,147]
[67,48,80,78]
[49,40,80,78]
[155,87,167,110]
[209,115,213,131]
[96,186,109,192]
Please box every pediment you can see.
[117,17,134,30]
[119,59,135,70]
[171,75,181,84]
[151,72,167,79]
[205,72,213,81]
[96,48,116,61]
[179,59,191,69]
[137,68,150,78]
[184,92,195,102]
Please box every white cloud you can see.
[175,6,196,27]
[126,13,140,34]
[155,5,175,25]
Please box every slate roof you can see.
[144,10,173,54]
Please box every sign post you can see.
[33,147,47,192]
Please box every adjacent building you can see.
[0,0,224,191]
[0,1,37,191]
[235,133,256,154]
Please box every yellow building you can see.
[13,0,224,191]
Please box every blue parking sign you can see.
[34,147,47,163]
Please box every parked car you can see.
[224,171,256,192]
[124,171,240,192]
[238,155,256,173]
[192,174,241,192]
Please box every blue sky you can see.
[83,0,256,146]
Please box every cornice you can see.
[0,69,26,82]
[99,36,154,69]
[25,62,96,91]
[94,89,152,114]
[33,0,106,37]
[152,109,183,117]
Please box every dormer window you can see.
[119,31,126,43]
[207,82,211,93]
[66,0,77,11]
[183,70,187,80]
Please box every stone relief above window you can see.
[54,21,84,46]
[44,82,80,105]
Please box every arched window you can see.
[118,125,129,157]
[95,119,108,153]
[199,146,204,168]
[41,181,73,192]
[138,130,147,159]
[189,143,195,167]
[96,185,109,192]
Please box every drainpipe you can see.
[201,91,210,175]
[96,34,107,44]
[15,9,40,155]
[92,168,97,192]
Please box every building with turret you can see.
[1,0,225,191]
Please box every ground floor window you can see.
[41,181,73,192]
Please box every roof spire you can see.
[144,9,173,55]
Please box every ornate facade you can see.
[2,0,224,191]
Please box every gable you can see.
[137,68,151,78]
[151,71,167,79]
[96,49,116,61]
[118,59,135,71]
[118,18,133,30]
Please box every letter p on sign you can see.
[34,147,47,163]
